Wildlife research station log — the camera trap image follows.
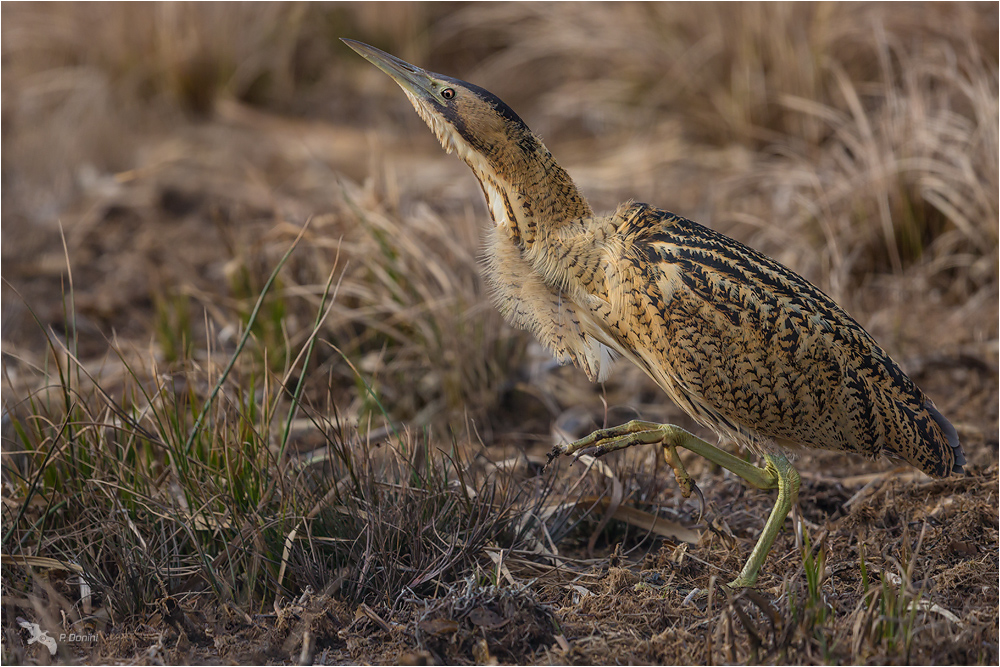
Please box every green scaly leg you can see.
[550,420,801,587]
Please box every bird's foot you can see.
[547,422,708,520]
[664,444,706,522]
[550,420,668,461]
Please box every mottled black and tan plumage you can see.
[548,202,964,478]
[343,40,965,587]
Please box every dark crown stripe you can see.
[436,74,532,133]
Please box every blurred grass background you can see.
[2,2,997,664]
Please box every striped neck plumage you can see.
[463,134,593,248]
[407,88,592,247]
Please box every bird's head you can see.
[343,39,592,239]
[342,39,533,171]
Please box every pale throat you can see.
[478,171,520,230]
[455,137,527,234]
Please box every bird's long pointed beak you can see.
[341,39,437,100]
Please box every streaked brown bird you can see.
[343,39,965,587]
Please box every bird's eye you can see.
[441,88,455,100]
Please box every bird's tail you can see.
[925,400,965,475]
[885,398,965,477]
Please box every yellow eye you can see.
[441,88,455,100]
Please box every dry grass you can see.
[2,2,997,665]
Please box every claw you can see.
[663,444,706,522]
[691,482,706,524]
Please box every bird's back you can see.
[556,203,964,478]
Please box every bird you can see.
[342,39,966,588]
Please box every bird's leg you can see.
[555,421,776,490]
[552,421,801,587]
[729,453,800,588]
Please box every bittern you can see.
[343,39,966,587]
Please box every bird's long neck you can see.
[454,125,593,247]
